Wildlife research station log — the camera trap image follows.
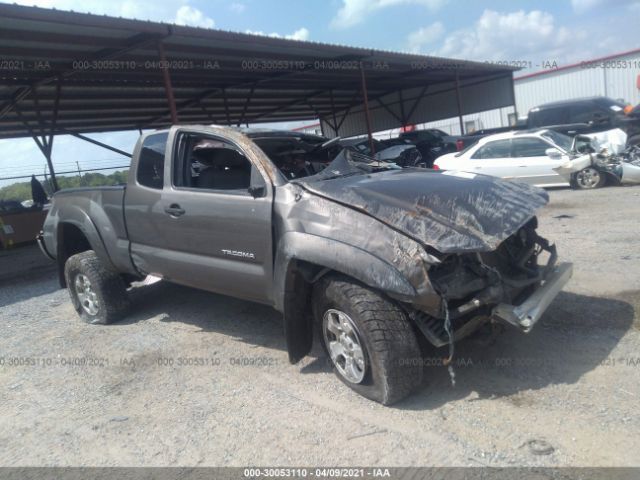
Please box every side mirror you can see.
[545,148,562,160]
[248,185,265,198]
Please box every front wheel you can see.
[313,275,423,405]
[572,167,606,189]
[64,250,130,324]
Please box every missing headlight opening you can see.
[411,218,556,347]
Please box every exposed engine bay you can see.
[413,218,557,347]
[554,128,640,185]
[589,144,640,184]
[250,133,335,180]
[248,131,413,181]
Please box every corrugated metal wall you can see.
[416,50,640,134]
[516,50,640,114]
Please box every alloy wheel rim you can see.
[577,167,601,188]
[323,309,366,384]
[74,274,99,315]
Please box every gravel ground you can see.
[0,185,639,468]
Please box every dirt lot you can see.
[1,185,639,468]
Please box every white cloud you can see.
[287,27,310,41]
[229,2,246,13]
[409,8,640,71]
[433,10,577,63]
[407,22,444,53]
[246,27,310,41]
[174,5,215,28]
[330,0,447,29]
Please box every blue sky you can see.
[1,0,639,187]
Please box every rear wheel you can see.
[313,275,423,405]
[64,250,130,324]
[573,167,606,189]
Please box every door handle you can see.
[164,204,185,217]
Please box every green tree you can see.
[0,170,129,202]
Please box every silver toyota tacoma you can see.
[38,125,572,405]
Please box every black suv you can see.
[527,97,640,145]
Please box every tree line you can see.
[0,170,129,202]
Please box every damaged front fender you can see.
[553,154,593,183]
[273,184,446,362]
[273,231,418,313]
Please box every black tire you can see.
[572,167,606,189]
[313,275,423,405]
[64,250,130,325]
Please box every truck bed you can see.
[41,184,137,276]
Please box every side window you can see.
[529,107,569,127]
[512,138,551,157]
[471,140,511,159]
[569,103,598,123]
[175,134,254,193]
[137,132,168,189]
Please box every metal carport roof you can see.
[0,3,517,189]
[0,3,517,139]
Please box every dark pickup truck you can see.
[454,96,640,152]
[38,125,572,405]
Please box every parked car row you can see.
[433,129,575,188]
[450,96,640,152]
[433,128,640,189]
[344,96,640,190]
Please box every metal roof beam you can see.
[66,131,132,158]
[0,31,167,120]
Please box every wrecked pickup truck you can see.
[38,125,572,405]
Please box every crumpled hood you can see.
[300,168,549,254]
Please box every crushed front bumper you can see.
[492,262,572,332]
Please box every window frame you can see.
[171,131,264,196]
[511,137,554,158]
[470,139,512,160]
[529,106,569,127]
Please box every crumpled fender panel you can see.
[274,185,447,362]
[299,168,549,254]
[273,185,443,314]
[553,154,593,181]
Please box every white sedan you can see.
[434,129,579,188]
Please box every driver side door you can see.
[468,139,514,178]
[510,137,568,186]
[128,128,274,304]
